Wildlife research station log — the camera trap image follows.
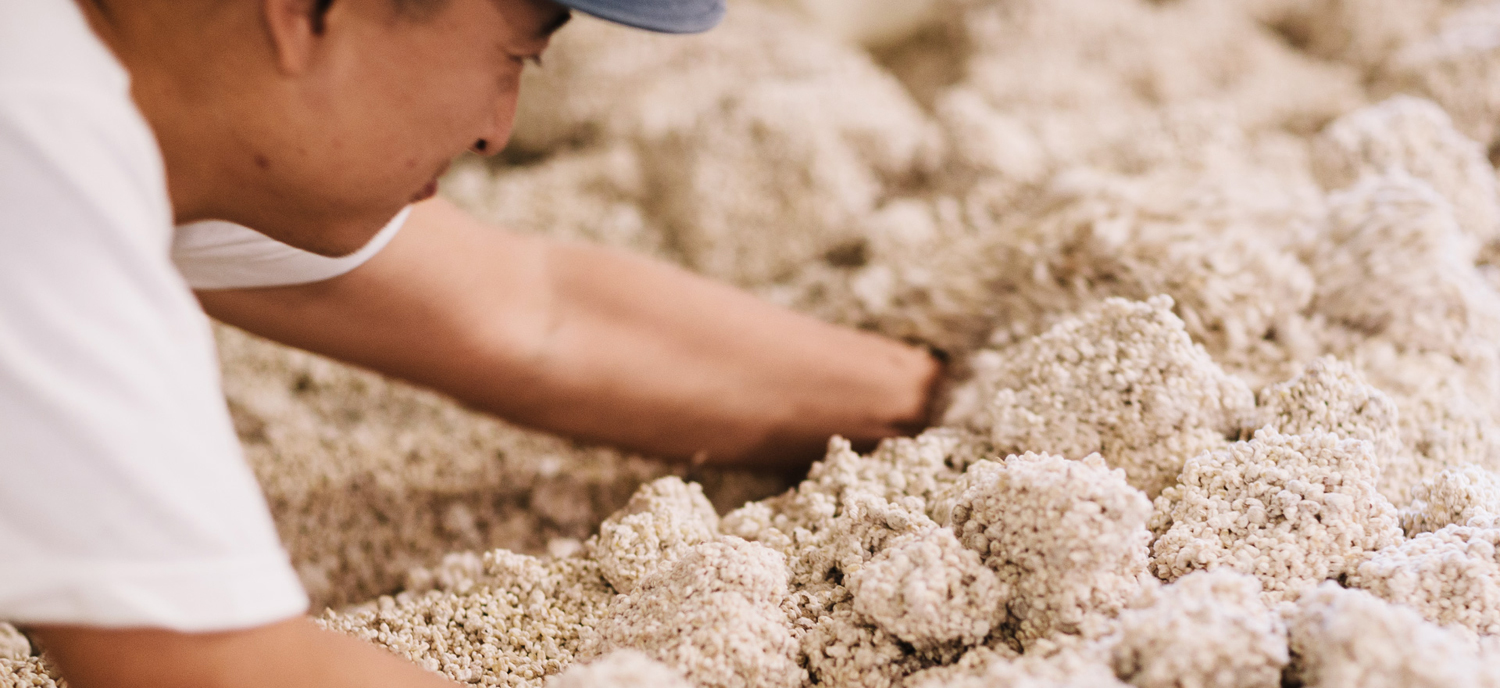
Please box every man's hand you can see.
[32,618,457,688]
[197,198,943,471]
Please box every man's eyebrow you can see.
[538,9,572,39]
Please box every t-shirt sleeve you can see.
[173,207,411,291]
[0,54,307,628]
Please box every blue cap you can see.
[558,0,726,33]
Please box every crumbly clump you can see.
[1151,429,1403,602]
[1377,2,1500,150]
[319,550,614,686]
[1311,169,1500,358]
[718,436,973,687]
[591,477,720,594]
[583,539,804,688]
[1401,466,1500,534]
[1307,166,1500,500]
[901,644,1020,688]
[945,296,1255,498]
[1342,342,1500,505]
[1252,357,1407,498]
[934,452,1155,646]
[912,152,1327,384]
[1346,524,1500,636]
[1311,95,1500,247]
[722,436,951,586]
[1255,357,1401,460]
[789,482,937,590]
[799,606,926,688]
[949,0,1361,166]
[907,637,1126,688]
[1110,570,1289,688]
[1285,582,1500,688]
[544,650,692,688]
[846,528,1005,649]
[504,5,939,288]
[1247,0,1447,72]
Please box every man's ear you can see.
[261,0,330,74]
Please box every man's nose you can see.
[469,97,519,158]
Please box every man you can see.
[0,0,943,685]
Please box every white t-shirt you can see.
[0,0,407,630]
[174,208,409,290]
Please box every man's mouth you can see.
[411,162,450,203]
[412,179,440,203]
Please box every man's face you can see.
[223,0,569,254]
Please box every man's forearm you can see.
[522,237,942,466]
[198,198,942,469]
[33,618,457,688]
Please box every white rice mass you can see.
[11,0,1500,685]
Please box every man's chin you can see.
[205,197,412,258]
[261,211,402,258]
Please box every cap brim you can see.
[558,0,725,33]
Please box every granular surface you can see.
[11,0,1500,686]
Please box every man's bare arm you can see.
[33,619,458,688]
[197,197,942,470]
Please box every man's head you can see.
[82,0,574,255]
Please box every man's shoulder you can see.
[0,1,169,244]
[0,0,128,96]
